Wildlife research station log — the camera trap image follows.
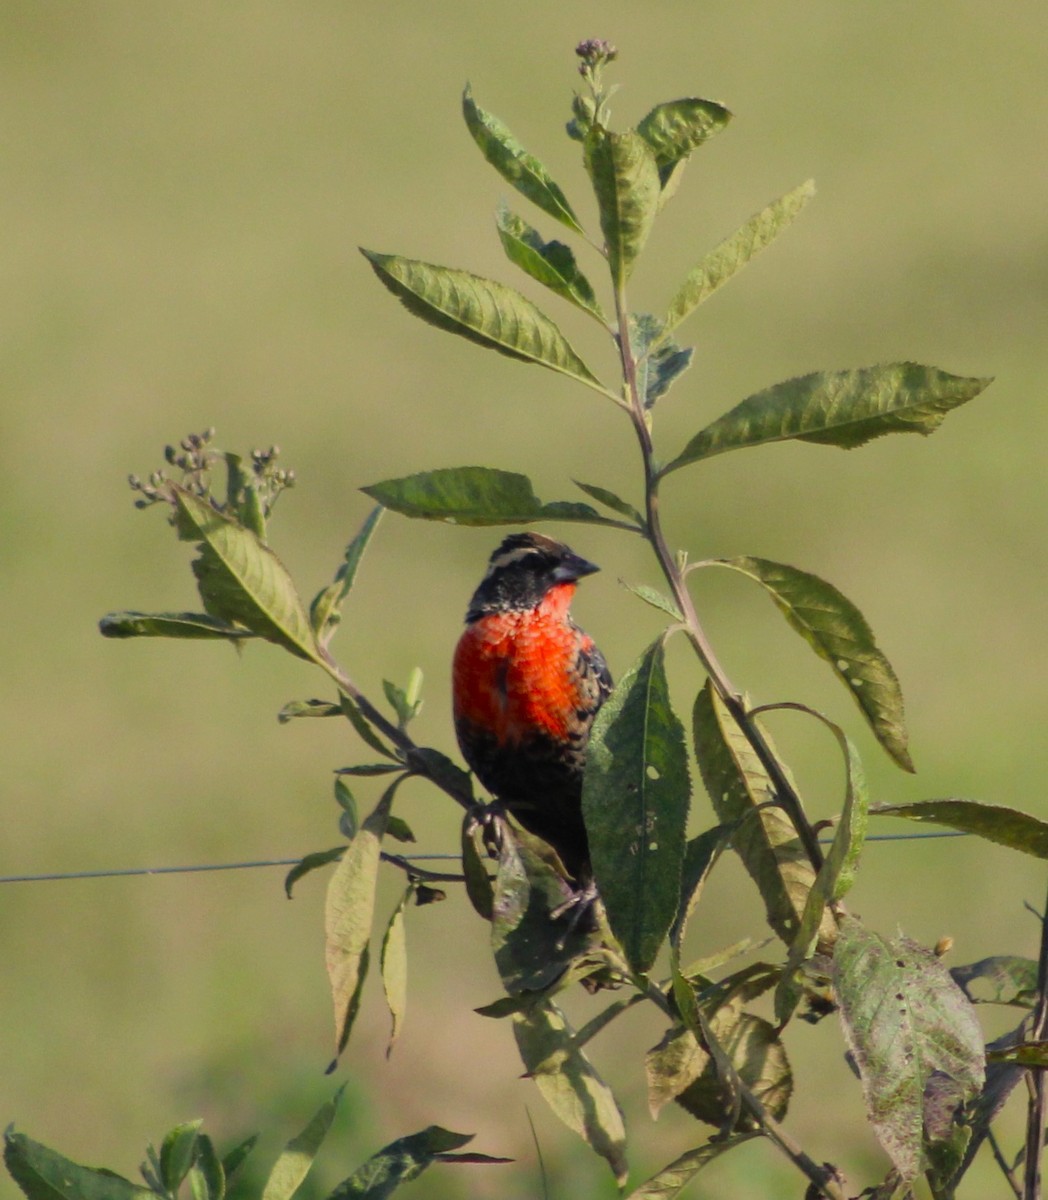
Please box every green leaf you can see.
[336,763,404,777]
[951,956,1038,1007]
[220,1135,258,1183]
[461,816,495,921]
[160,1120,203,1193]
[583,638,690,974]
[512,1002,628,1186]
[670,824,733,951]
[188,1135,224,1200]
[340,695,398,760]
[327,1126,476,1199]
[987,1041,1048,1067]
[261,1087,344,1200]
[310,506,382,648]
[174,486,322,665]
[635,97,732,186]
[583,126,660,285]
[278,699,342,723]
[710,556,912,770]
[335,777,359,836]
[325,784,398,1067]
[664,180,815,335]
[495,206,606,322]
[621,581,683,622]
[361,251,609,396]
[383,815,415,844]
[284,847,344,899]
[572,480,645,527]
[462,85,583,233]
[362,466,633,529]
[380,886,412,1057]
[663,364,992,472]
[871,798,1048,858]
[627,312,694,409]
[692,684,834,949]
[624,1133,758,1200]
[3,1128,155,1200]
[99,611,254,642]
[832,916,985,1184]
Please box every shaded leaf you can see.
[624,1133,758,1200]
[583,126,660,285]
[383,815,415,844]
[380,887,412,1057]
[496,206,606,322]
[327,1126,475,1200]
[325,784,399,1066]
[512,1002,628,1186]
[160,1121,202,1193]
[463,85,583,233]
[221,1136,258,1183]
[261,1087,344,1200]
[3,1129,154,1200]
[361,251,608,395]
[340,695,398,760]
[832,916,985,1184]
[664,180,815,335]
[188,1135,224,1200]
[670,824,733,951]
[174,487,321,664]
[278,699,342,723]
[461,815,495,920]
[871,798,1048,858]
[335,777,359,836]
[951,956,1038,1007]
[572,479,644,527]
[635,98,732,186]
[627,312,694,408]
[692,683,834,948]
[310,506,382,648]
[99,611,253,642]
[336,763,403,778]
[284,847,344,899]
[362,466,632,529]
[711,557,912,770]
[583,638,691,974]
[663,364,993,472]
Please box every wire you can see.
[0,835,966,885]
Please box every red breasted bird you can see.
[452,532,612,882]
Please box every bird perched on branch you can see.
[452,532,612,883]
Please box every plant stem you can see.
[611,284,824,873]
[1023,876,1048,1199]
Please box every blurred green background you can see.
[2,3,1046,1196]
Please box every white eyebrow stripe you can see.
[484,546,542,576]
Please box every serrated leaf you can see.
[325,784,399,1066]
[463,85,583,233]
[160,1120,203,1192]
[624,1133,758,1200]
[871,798,1048,857]
[380,886,412,1057]
[310,506,382,647]
[583,126,660,285]
[512,1001,628,1186]
[635,98,732,186]
[98,611,254,642]
[572,480,645,527]
[496,206,606,322]
[712,557,912,770]
[362,466,632,529]
[663,364,992,472]
[583,638,690,974]
[692,683,835,949]
[832,916,985,1184]
[621,581,683,621]
[664,181,815,335]
[3,1129,155,1200]
[328,1126,475,1199]
[278,699,342,723]
[261,1087,344,1200]
[361,251,609,396]
[284,847,344,899]
[174,487,322,664]
[951,956,1038,1007]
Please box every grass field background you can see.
[2,4,1047,1197]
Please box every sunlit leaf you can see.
[361,251,609,396]
[98,611,254,642]
[362,466,633,529]
[277,699,341,723]
[329,1125,476,1198]
[381,886,412,1057]
[496,206,606,322]
[624,1133,758,1200]
[664,181,815,335]
[260,1087,344,1200]
[709,557,912,770]
[513,1001,628,1186]
[3,1129,154,1200]
[463,85,583,233]
[583,126,660,285]
[663,364,993,472]
[832,916,985,1184]
[310,506,382,648]
[620,581,683,621]
[583,638,691,974]
[871,798,1048,858]
[635,98,732,186]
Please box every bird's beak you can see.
[553,552,600,583]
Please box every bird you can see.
[452,531,612,884]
